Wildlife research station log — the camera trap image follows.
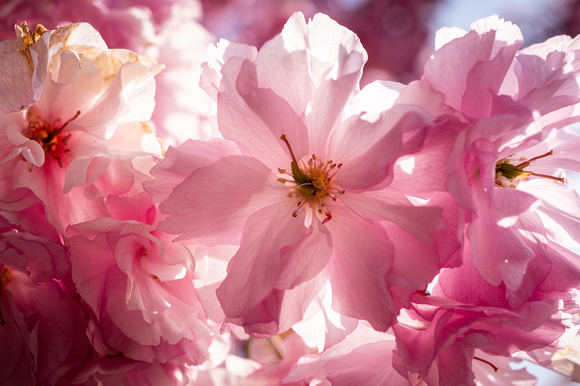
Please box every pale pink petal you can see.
[237,60,310,159]
[54,49,82,84]
[325,206,395,331]
[339,186,444,243]
[216,58,307,169]
[254,26,314,116]
[332,104,432,190]
[393,126,458,199]
[425,16,523,119]
[200,38,258,103]
[159,155,281,245]
[292,282,359,352]
[468,203,535,291]
[242,269,328,336]
[284,324,407,386]
[275,219,332,290]
[0,25,49,113]
[216,200,307,322]
[145,138,241,204]
[305,71,363,152]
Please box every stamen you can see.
[278,134,345,223]
[515,150,553,169]
[526,172,564,183]
[27,111,81,167]
[495,149,564,187]
[473,356,499,373]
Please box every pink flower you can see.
[150,12,451,335]
[0,22,162,231]
[393,294,565,385]
[67,217,212,365]
[412,16,580,307]
[0,229,91,384]
[1,0,217,145]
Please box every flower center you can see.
[19,22,49,47]
[25,110,80,167]
[278,135,344,224]
[494,150,564,188]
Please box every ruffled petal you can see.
[159,155,281,245]
[325,206,395,331]
[216,200,307,322]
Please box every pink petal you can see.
[275,219,333,290]
[217,57,305,170]
[425,16,523,119]
[0,26,49,113]
[159,155,281,245]
[340,187,444,244]
[325,206,395,331]
[468,205,534,291]
[332,105,432,190]
[237,60,310,161]
[145,139,241,204]
[284,324,406,386]
[216,200,307,321]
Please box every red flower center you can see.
[25,110,80,166]
[278,134,345,223]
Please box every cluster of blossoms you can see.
[1,3,580,385]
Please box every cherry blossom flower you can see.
[67,217,212,367]
[149,12,453,337]
[0,228,92,384]
[1,0,217,146]
[408,16,580,307]
[392,294,565,386]
[0,22,162,232]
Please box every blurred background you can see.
[2,0,580,143]
[197,0,578,84]
[2,0,579,85]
